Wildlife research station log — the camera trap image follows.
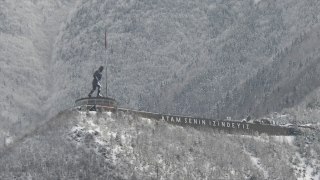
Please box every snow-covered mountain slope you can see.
[0,0,78,141]
[0,110,319,179]
[217,23,320,119]
[1,0,320,147]
[47,0,320,120]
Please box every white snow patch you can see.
[87,120,97,128]
[4,135,13,146]
[273,136,295,145]
[106,111,112,117]
[94,138,106,146]
[242,147,269,179]
[71,125,85,132]
[238,134,268,143]
[250,156,269,179]
[293,151,320,180]
[281,114,289,118]
[141,118,153,124]
[306,165,314,179]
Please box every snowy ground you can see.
[0,109,319,179]
[67,111,320,179]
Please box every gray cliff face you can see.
[1,0,320,138]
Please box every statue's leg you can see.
[88,80,97,97]
[97,82,102,97]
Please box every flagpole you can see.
[105,28,108,97]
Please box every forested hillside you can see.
[1,0,320,155]
[0,0,78,147]
[47,0,320,121]
[0,110,319,179]
[217,23,320,119]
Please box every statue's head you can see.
[99,66,104,72]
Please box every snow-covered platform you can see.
[75,97,117,112]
